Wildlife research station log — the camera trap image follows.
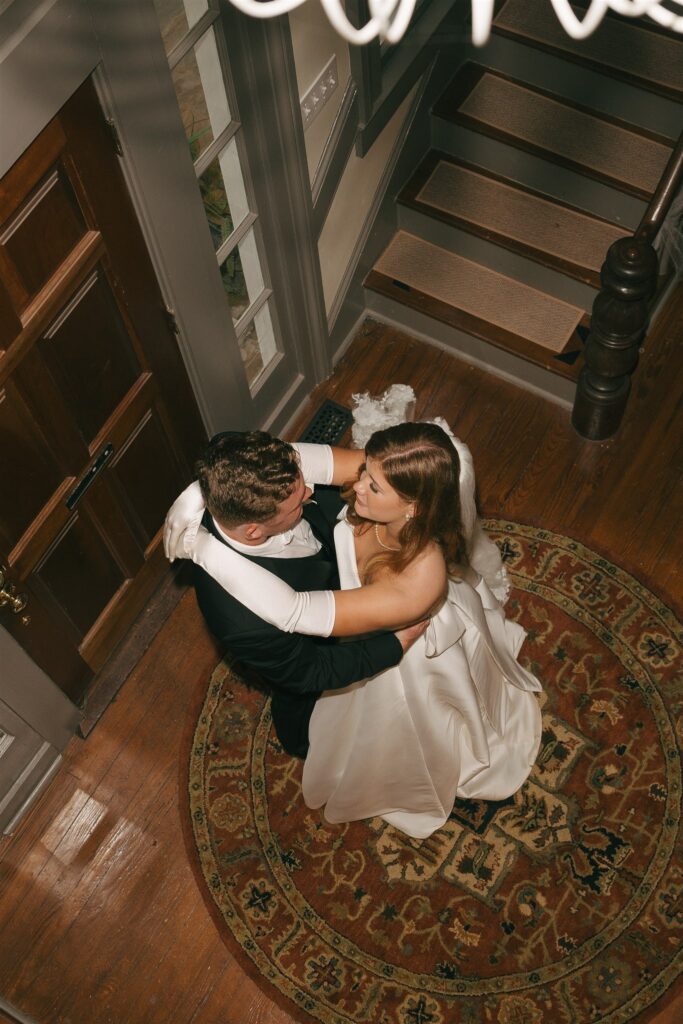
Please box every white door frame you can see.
[0,0,328,436]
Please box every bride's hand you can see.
[394,618,429,653]
[164,481,205,561]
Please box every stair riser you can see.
[493,0,683,105]
[397,203,598,310]
[363,289,575,408]
[482,34,683,143]
[430,118,646,230]
[649,271,682,332]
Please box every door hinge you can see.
[164,307,180,335]
[105,117,123,157]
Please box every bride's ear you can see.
[405,503,416,521]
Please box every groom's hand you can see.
[394,618,429,654]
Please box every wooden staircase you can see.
[364,0,682,405]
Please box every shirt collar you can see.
[214,519,296,555]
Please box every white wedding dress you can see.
[301,509,542,839]
[164,408,543,840]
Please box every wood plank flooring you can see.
[1,291,681,1024]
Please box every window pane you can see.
[219,138,250,232]
[153,0,208,57]
[238,301,278,386]
[199,139,250,250]
[253,300,278,368]
[238,319,263,385]
[199,157,235,249]
[219,228,264,325]
[171,27,230,161]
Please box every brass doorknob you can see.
[0,567,28,614]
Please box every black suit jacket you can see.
[192,488,402,757]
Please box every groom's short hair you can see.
[195,431,300,527]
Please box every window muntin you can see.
[154,2,280,388]
[153,0,209,58]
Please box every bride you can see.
[166,420,542,839]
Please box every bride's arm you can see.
[326,446,364,485]
[332,549,446,634]
[189,528,445,637]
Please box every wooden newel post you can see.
[572,236,658,441]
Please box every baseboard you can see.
[78,564,191,738]
[332,313,369,368]
[365,296,575,409]
[0,996,41,1024]
[1,749,62,836]
[648,270,682,331]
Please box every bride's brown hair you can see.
[343,421,468,582]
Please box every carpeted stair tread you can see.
[436,67,673,200]
[371,231,584,354]
[494,0,683,100]
[404,155,628,286]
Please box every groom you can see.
[166,430,423,758]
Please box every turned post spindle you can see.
[571,236,658,441]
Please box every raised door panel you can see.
[0,119,76,320]
[0,165,87,310]
[0,79,206,703]
[0,278,20,348]
[58,84,205,470]
[38,264,143,450]
[31,510,127,644]
[0,380,68,553]
[108,408,187,551]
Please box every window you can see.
[153,0,279,387]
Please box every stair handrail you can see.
[635,132,683,244]
[572,130,683,441]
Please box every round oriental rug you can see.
[183,520,682,1024]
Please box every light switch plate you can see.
[300,55,338,129]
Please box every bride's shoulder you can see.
[386,541,446,596]
[409,541,446,577]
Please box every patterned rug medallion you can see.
[184,521,682,1023]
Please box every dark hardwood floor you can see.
[1,290,681,1024]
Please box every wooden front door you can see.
[0,78,206,705]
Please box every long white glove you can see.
[293,441,334,486]
[163,442,333,562]
[164,480,205,560]
[189,526,336,635]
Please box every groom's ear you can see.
[244,522,266,541]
